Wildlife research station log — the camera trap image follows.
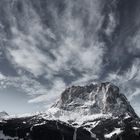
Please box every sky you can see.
[0,0,140,116]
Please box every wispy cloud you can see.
[28,78,66,104]
[0,72,47,96]
[0,0,140,115]
[129,88,140,101]
[2,0,105,106]
[106,59,140,115]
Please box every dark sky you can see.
[0,0,140,116]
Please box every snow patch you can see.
[124,113,131,119]
[44,107,111,126]
[104,128,123,138]
[133,127,140,130]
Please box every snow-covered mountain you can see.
[48,82,137,119]
[0,111,8,119]
[0,82,140,140]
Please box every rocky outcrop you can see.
[52,82,138,118]
[0,111,9,119]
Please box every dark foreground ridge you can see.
[0,82,140,140]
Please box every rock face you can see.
[0,82,140,140]
[53,83,137,117]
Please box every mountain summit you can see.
[0,83,140,140]
[0,111,9,118]
[53,82,137,118]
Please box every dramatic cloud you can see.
[2,0,105,104]
[29,78,66,104]
[0,0,140,115]
[106,59,140,114]
[0,72,48,96]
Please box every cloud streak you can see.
[0,0,140,115]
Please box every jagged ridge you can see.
[52,82,138,118]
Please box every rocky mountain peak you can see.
[53,82,138,118]
[0,111,9,118]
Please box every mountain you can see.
[0,111,9,119]
[51,82,138,118]
[0,82,140,140]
